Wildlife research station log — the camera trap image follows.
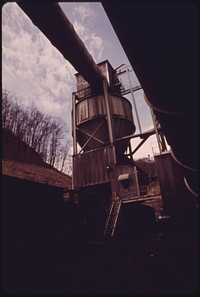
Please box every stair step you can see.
[103,200,122,237]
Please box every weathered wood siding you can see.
[73,146,115,188]
[75,60,121,99]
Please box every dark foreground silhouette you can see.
[2,222,198,295]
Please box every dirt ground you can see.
[2,159,71,188]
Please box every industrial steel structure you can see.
[2,4,198,295]
[17,3,198,238]
[102,2,198,198]
[72,60,148,235]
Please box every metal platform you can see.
[122,194,162,204]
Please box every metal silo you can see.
[75,93,135,153]
[73,60,135,152]
[71,61,143,238]
[72,61,142,235]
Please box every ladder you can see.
[103,200,122,237]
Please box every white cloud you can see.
[73,20,86,37]
[60,2,104,62]
[73,4,93,21]
[2,2,75,129]
[83,33,104,62]
[2,2,159,164]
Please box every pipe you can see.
[125,65,142,133]
[72,93,77,155]
[103,79,114,145]
[102,2,198,196]
[17,2,105,87]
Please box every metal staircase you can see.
[103,199,122,237]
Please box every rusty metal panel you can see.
[76,95,134,126]
[111,95,124,116]
[75,94,135,153]
[76,96,105,125]
[88,96,97,119]
[76,99,89,124]
[76,120,109,152]
[110,95,134,121]
[97,95,106,115]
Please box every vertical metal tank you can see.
[73,60,136,155]
[72,60,139,195]
[75,94,135,153]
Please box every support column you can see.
[126,66,142,133]
[103,79,117,164]
[134,166,140,197]
[149,107,162,155]
[103,79,114,145]
[128,142,134,163]
[72,92,77,190]
[72,92,77,155]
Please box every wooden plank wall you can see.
[73,146,115,188]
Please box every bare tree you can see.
[2,90,12,129]
[2,89,70,171]
[48,118,66,167]
[60,146,70,172]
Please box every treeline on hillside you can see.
[2,90,70,172]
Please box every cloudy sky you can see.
[2,2,162,159]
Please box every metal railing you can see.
[120,185,148,201]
